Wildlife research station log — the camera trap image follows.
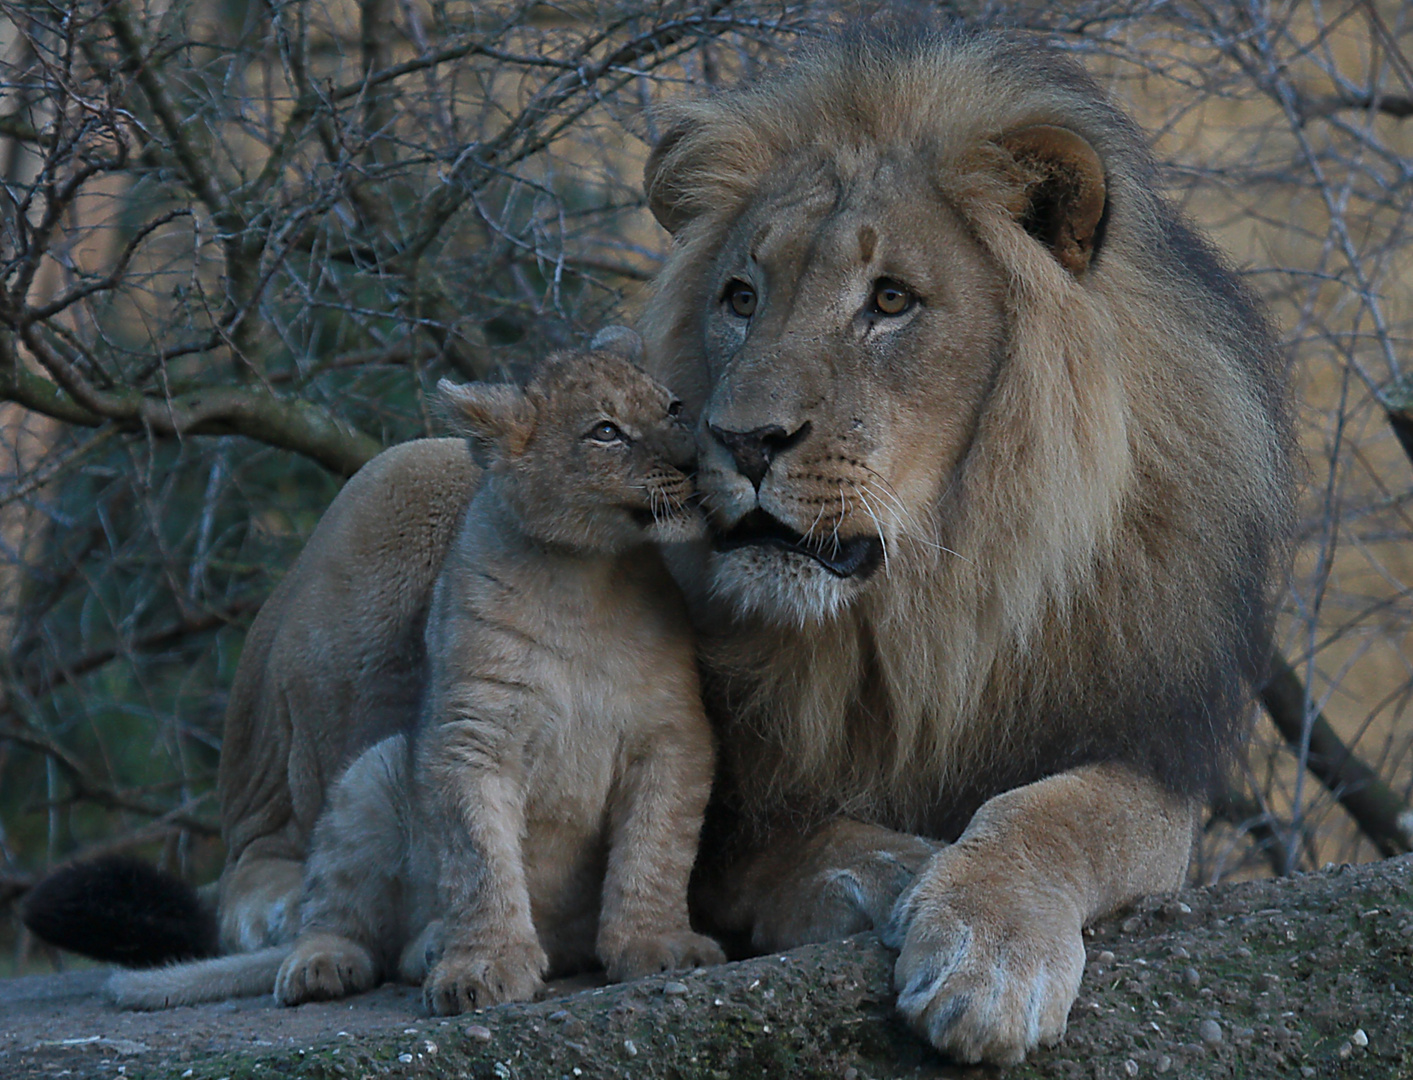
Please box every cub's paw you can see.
[275,933,377,1006]
[882,852,1085,1065]
[396,919,446,984]
[602,929,726,982]
[423,939,547,1015]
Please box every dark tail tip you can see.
[21,855,218,968]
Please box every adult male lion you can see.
[31,26,1291,1067]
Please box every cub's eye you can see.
[589,421,623,443]
[871,278,913,316]
[667,399,683,418]
[724,280,757,318]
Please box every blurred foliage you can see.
[2,0,1412,974]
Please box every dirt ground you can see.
[3,856,1412,1080]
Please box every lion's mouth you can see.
[714,509,883,579]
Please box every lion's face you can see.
[689,157,1007,624]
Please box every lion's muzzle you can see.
[714,508,883,579]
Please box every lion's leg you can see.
[597,715,724,981]
[422,765,547,1015]
[700,818,943,953]
[883,763,1195,1065]
[291,736,413,988]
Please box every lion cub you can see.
[110,336,723,1012]
[289,338,723,1014]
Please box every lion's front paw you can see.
[602,929,726,982]
[423,939,547,1015]
[882,854,1085,1065]
[275,933,377,1005]
[752,826,943,951]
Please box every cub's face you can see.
[441,350,701,554]
[683,156,1008,624]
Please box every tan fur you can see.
[412,347,722,1014]
[635,28,1292,1064]
[115,344,722,1012]
[204,30,1291,1065]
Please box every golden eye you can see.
[590,421,623,443]
[726,281,757,318]
[872,279,912,316]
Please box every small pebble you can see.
[844,1069,860,1080]
[548,1010,569,1022]
[1301,1069,1316,1078]
[1337,1041,1353,1060]
[1121,916,1143,934]
[1352,1028,1368,1047]
[1184,967,1201,988]
[624,1040,638,1057]
[397,1054,414,1064]
[1198,1018,1223,1045]
[1234,946,1252,959]
[1156,1055,1172,1074]
[1170,945,1190,960]
[465,1024,492,1042]
[1255,972,1279,991]
[1097,950,1116,965]
[422,1040,438,1056]
[1123,1059,1139,1077]
[663,981,689,996]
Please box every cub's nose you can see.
[708,422,810,491]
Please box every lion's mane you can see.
[641,27,1294,841]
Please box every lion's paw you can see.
[603,929,726,982]
[423,939,547,1015]
[754,830,943,951]
[220,858,304,953]
[882,854,1085,1065]
[275,933,377,1006]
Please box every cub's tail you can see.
[21,855,219,968]
[106,947,288,1009]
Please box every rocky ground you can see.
[3,855,1412,1080]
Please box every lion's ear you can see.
[438,379,533,461]
[995,124,1107,277]
[644,118,698,235]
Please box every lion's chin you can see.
[707,545,867,626]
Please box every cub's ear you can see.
[438,379,532,461]
[995,124,1107,277]
[589,325,644,365]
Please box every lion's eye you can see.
[667,400,683,418]
[871,279,913,316]
[725,280,757,318]
[589,421,623,443]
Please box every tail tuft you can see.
[21,855,218,967]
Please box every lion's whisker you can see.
[855,485,890,576]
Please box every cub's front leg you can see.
[421,721,548,1015]
[597,710,724,981]
[884,764,1195,1064]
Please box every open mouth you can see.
[714,509,883,579]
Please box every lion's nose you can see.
[708,421,811,491]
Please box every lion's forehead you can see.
[722,160,973,305]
